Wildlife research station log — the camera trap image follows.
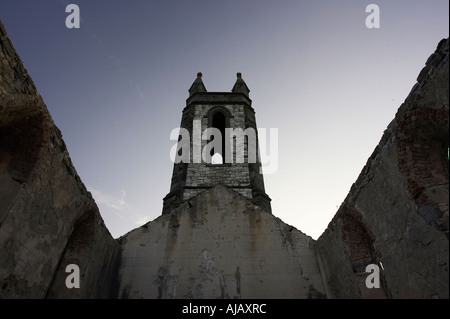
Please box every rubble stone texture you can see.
[0,18,448,298]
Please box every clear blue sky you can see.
[1,1,448,239]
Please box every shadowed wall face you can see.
[0,19,119,299]
[315,38,449,299]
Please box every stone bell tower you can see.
[163,72,271,214]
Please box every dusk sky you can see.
[1,1,448,239]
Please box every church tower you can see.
[163,72,271,214]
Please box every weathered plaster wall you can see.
[315,38,449,299]
[117,185,325,299]
[0,19,119,298]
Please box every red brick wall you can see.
[397,107,449,237]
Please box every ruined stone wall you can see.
[0,19,119,298]
[117,185,325,299]
[315,38,449,299]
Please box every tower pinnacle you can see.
[188,72,207,96]
[232,72,250,96]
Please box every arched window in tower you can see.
[210,111,227,163]
[211,152,223,165]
